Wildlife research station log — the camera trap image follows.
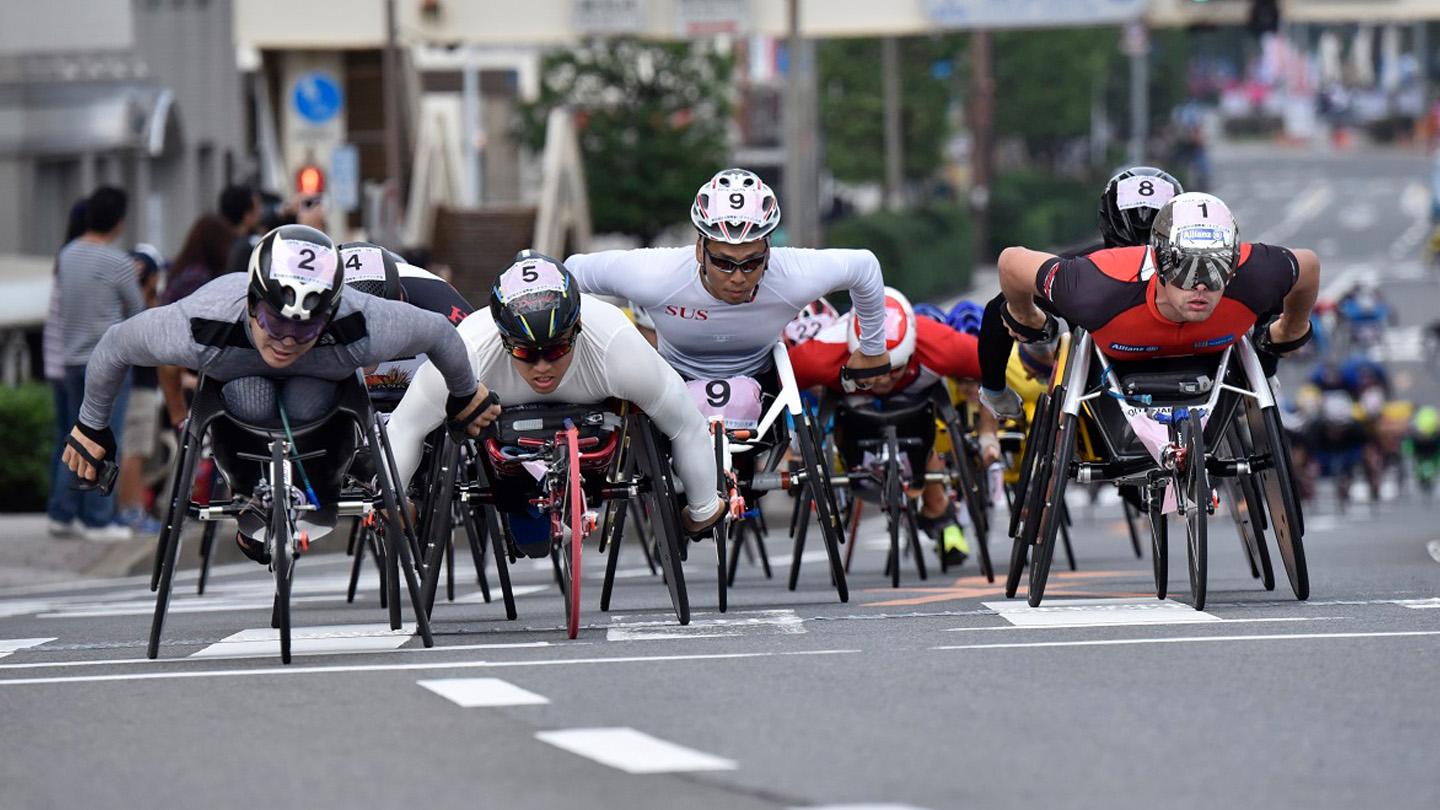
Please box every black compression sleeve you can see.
[979,293,1013,391]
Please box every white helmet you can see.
[691,168,781,244]
[1150,192,1240,290]
[848,287,917,370]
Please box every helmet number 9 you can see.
[297,248,317,271]
[1137,180,1154,196]
[729,192,745,210]
[521,265,538,283]
[705,380,731,407]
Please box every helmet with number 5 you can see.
[1098,166,1183,248]
[247,224,342,322]
[490,249,581,346]
[1150,192,1241,290]
[848,287,917,370]
[691,168,782,244]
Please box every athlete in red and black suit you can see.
[997,192,1319,372]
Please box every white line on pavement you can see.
[0,649,860,687]
[1257,182,1334,246]
[535,728,736,774]
[794,805,936,810]
[982,598,1221,628]
[189,624,416,659]
[606,609,806,641]
[0,638,55,659]
[1427,540,1440,564]
[1393,598,1440,609]
[943,616,1344,632]
[417,677,549,707]
[934,630,1440,652]
[0,641,553,671]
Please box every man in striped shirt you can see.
[50,186,144,541]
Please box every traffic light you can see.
[295,164,325,195]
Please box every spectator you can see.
[116,246,165,534]
[52,186,142,541]
[42,198,89,537]
[219,184,262,276]
[160,214,233,306]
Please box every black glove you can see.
[67,423,119,494]
[445,389,500,441]
[1000,304,1059,345]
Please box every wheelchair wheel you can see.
[795,411,849,602]
[711,427,728,613]
[1179,409,1208,611]
[1252,403,1309,600]
[635,416,690,625]
[945,416,994,582]
[148,428,202,659]
[270,440,295,665]
[1027,411,1078,607]
[562,425,585,639]
[1008,391,1059,599]
[1147,487,1168,600]
[1122,500,1145,559]
[1008,392,1053,538]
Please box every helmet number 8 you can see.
[1137,180,1154,196]
[706,380,731,407]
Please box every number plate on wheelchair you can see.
[686,377,763,428]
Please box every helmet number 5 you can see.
[706,380,731,407]
[521,265,538,283]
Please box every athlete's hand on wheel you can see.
[1266,315,1312,354]
[62,425,108,482]
[844,349,892,390]
[450,385,503,438]
[1002,301,1048,342]
[979,386,1024,421]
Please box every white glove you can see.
[979,386,1024,420]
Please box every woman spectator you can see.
[157,214,233,427]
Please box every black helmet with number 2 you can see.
[1097,166,1184,248]
[247,224,342,322]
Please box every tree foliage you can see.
[518,38,734,245]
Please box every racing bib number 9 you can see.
[685,376,764,428]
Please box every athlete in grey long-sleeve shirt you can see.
[77,273,479,431]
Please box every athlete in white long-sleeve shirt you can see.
[388,253,723,531]
[565,168,893,389]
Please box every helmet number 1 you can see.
[705,380,731,407]
[1198,202,1209,217]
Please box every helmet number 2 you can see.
[705,380,731,407]
[297,248,317,271]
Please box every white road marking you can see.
[1428,540,1440,564]
[796,805,935,810]
[417,677,549,707]
[944,616,1341,632]
[189,623,416,659]
[982,598,1221,628]
[0,649,860,687]
[1258,182,1334,245]
[0,641,552,671]
[606,609,806,641]
[0,638,55,659]
[453,584,547,602]
[534,727,736,774]
[935,630,1440,652]
[1393,598,1440,610]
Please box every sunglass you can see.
[502,331,579,364]
[254,300,327,344]
[703,244,768,274]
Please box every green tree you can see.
[817,36,965,185]
[992,27,1120,165]
[518,38,734,245]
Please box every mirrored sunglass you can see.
[503,337,576,364]
[255,301,326,343]
[704,245,767,274]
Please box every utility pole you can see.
[1125,20,1150,165]
[784,0,821,247]
[882,36,904,210]
[383,0,404,199]
[969,30,994,266]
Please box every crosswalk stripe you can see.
[188,623,414,659]
[982,598,1221,628]
[417,677,549,707]
[606,609,806,641]
[0,638,55,659]
[534,727,736,774]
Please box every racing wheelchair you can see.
[144,372,435,664]
[1008,329,1308,610]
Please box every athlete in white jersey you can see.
[388,253,723,532]
[565,168,893,388]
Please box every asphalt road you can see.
[2,144,1438,810]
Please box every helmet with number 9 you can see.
[247,224,341,322]
[848,287,917,369]
[691,168,782,245]
[338,241,404,300]
[489,249,581,346]
[1098,166,1183,248]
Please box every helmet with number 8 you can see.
[490,249,581,346]
[247,224,342,322]
[338,241,404,300]
[848,287,917,370]
[1098,166,1183,249]
[691,168,782,244]
[1150,192,1241,290]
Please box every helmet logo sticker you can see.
[341,246,387,282]
[271,238,337,288]
[1115,175,1175,211]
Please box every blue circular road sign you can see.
[292,71,343,125]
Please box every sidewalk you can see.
[0,513,245,588]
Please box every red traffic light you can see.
[296,164,325,195]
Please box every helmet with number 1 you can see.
[247,224,342,322]
[489,250,581,346]
[1150,192,1241,290]
[945,300,985,336]
[848,287,917,370]
[691,168,781,244]
[1098,166,1183,248]
[338,241,404,300]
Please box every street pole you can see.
[969,30,993,266]
[1127,20,1149,165]
[461,44,482,207]
[784,0,821,247]
[882,36,903,210]
[383,0,403,201]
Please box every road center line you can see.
[0,640,555,671]
[934,630,1440,651]
[0,649,860,687]
[535,727,736,774]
